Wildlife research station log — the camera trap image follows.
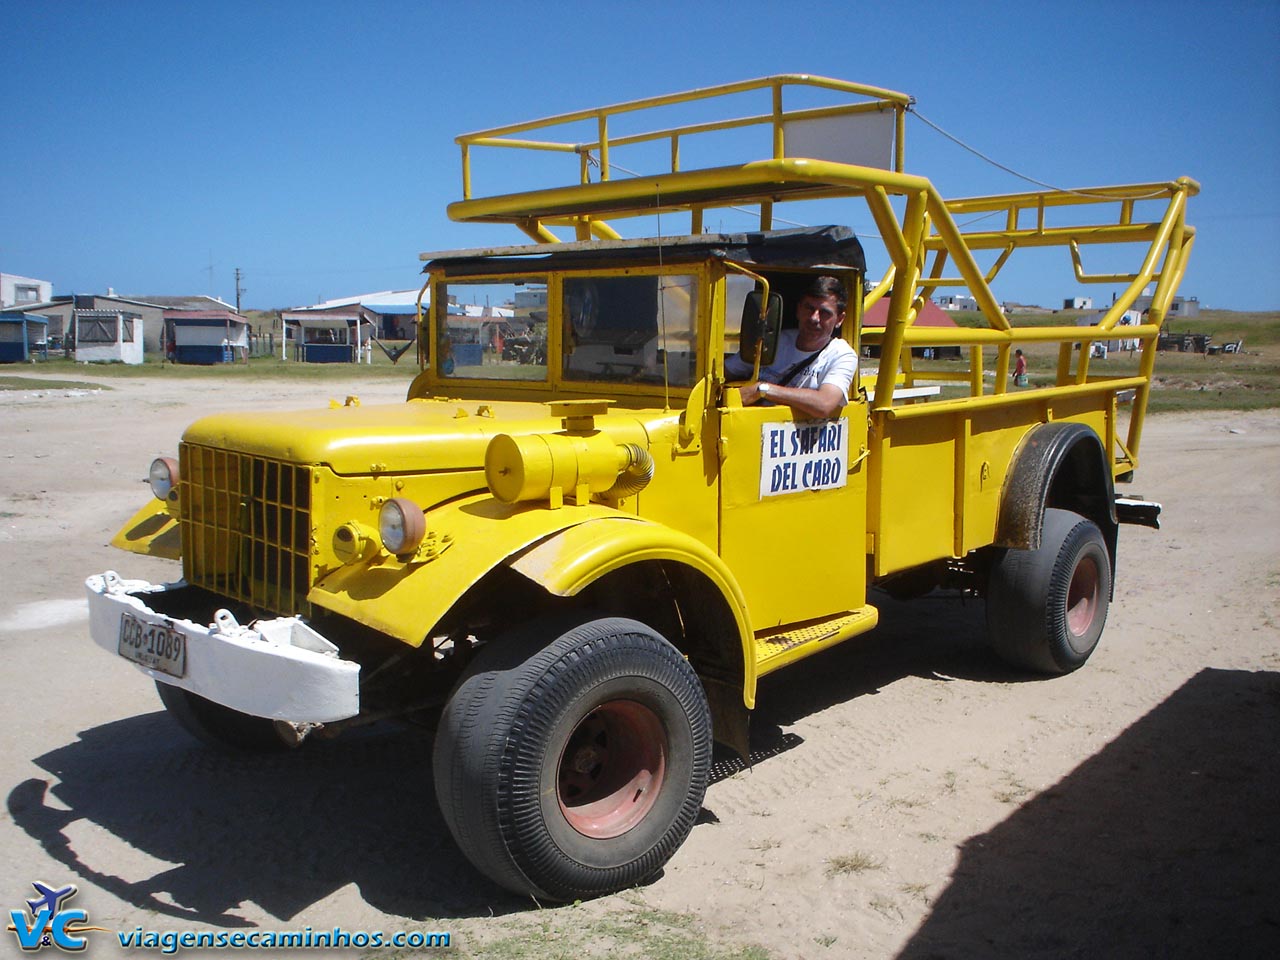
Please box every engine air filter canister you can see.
[485,432,622,504]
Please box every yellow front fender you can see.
[307,494,624,647]
[506,518,758,707]
[110,499,181,560]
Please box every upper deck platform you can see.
[448,75,914,240]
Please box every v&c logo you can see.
[7,882,102,952]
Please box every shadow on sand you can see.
[9,714,522,924]
[8,588,1051,926]
[897,667,1280,959]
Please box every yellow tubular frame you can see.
[434,74,1196,476]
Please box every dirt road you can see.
[2,374,1277,959]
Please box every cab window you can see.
[562,274,699,386]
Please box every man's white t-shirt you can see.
[726,331,859,403]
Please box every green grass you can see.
[950,307,1280,344]
[917,309,1280,413]
[0,374,112,392]
[826,851,883,876]
[423,905,773,960]
[994,772,1033,804]
[1126,350,1278,412]
[1180,309,1280,345]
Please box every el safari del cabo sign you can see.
[759,418,849,498]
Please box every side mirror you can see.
[739,291,783,368]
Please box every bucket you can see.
[1014,374,1029,387]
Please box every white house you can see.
[1,273,53,309]
[75,309,144,364]
[935,294,977,311]
[1135,294,1199,318]
[1077,309,1141,354]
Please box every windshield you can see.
[434,271,700,388]
[437,279,548,380]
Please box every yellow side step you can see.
[753,606,879,677]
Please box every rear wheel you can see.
[986,507,1112,674]
[433,616,711,901]
[154,682,298,752]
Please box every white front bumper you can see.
[85,572,360,723]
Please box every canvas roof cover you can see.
[423,225,866,276]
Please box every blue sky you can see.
[3,0,1277,311]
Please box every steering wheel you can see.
[566,281,598,338]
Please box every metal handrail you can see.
[457,75,912,199]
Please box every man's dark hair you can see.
[804,275,847,313]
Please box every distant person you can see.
[1013,348,1028,386]
[728,276,858,420]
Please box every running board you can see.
[1115,496,1162,529]
[753,606,879,677]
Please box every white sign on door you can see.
[759,418,849,498]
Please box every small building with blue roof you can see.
[0,311,49,362]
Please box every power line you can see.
[908,108,1167,201]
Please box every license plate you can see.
[118,612,187,678]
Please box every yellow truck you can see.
[86,76,1196,902]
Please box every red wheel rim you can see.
[1066,554,1101,637]
[557,699,667,839]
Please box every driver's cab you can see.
[419,227,865,408]
[418,229,871,628]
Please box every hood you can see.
[181,398,662,475]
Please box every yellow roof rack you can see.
[450,75,914,241]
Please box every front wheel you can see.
[433,616,712,901]
[154,682,299,752]
[986,507,1112,674]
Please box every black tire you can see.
[986,507,1112,674]
[154,681,298,752]
[433,616,712,902]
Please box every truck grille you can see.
[179,444,313,615]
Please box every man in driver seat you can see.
[727,275,858,420]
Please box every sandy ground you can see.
[1,372,1277,960]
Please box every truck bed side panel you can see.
[869,400,1113,578]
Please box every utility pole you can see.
[234,268,245,313]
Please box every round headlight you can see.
[379,497,426,555]
[149,457,180,501]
